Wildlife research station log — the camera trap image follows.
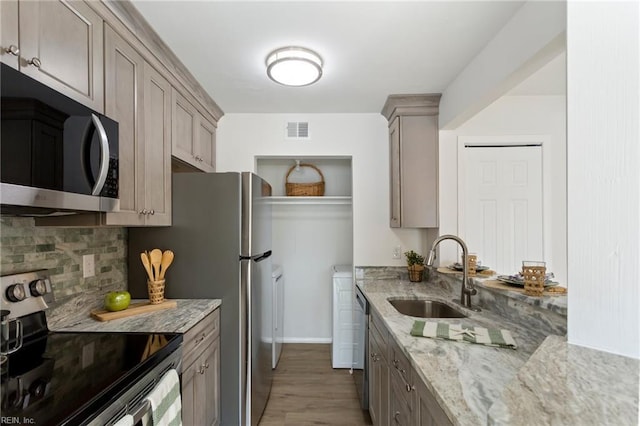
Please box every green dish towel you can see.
[410,321,517,350]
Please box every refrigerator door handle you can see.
[253,250,272,263]
[241,250,272,263]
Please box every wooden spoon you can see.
[149,249,163,281]
[140,252,154,281]
[159,250,174,280]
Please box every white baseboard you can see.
[283,337,332,344]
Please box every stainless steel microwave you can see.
[1,63,119,216]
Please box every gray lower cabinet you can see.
[369,313,389,426]
[369,310,452,426]
[182,309,220,426]
[381,95,441,228]
[5,0,105,112]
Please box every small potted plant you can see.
[404,250,425,282]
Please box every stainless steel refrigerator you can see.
[128,172,273,426]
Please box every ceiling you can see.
[131,1,531,114]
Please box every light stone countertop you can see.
[488,335,639,425]
[358,279,539,426]
[358,277,638,426]
[50,299,221,334]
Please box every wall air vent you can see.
[286,122,310,140]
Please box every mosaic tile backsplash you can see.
[0,217,127,327]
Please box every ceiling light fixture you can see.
[266,46,323,87]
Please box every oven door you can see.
[91,346,182,426]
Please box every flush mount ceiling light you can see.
[266,46,323,87]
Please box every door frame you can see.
[457,134,551,267]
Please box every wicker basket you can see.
[285,163,325,196]
[147,279,166,304]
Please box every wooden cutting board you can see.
[91,300,177,322]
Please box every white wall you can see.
[217,113,426,265]
[567,1,639,359]
[438,95,567,285]
[440,1,565,129]
[217,113,426,341]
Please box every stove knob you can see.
[5,284,26,302]
[29,279,48,297]
[29,379,48,399]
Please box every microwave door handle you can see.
[90,113,110,196]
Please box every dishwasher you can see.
[352,285,369,410]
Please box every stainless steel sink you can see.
[388,299,467,318]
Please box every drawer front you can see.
[183,309,219,365]
[371,310,388,347]
[390,379,413,426]
[390,338,414,408]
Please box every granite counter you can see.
[358,270,637,426]
[358,278,538,426]
[51,299,221,334]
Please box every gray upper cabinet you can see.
[16,0,104,112]
[382,94,441,228]
[172,89,217,173]
[96,25,171,226]
[0,0,19,69]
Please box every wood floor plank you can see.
[259,344,372,425]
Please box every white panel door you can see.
[463,146,543,274]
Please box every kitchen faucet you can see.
[426,234,480,311]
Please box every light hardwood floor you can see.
[259,344,373,425]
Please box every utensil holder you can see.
[408,265,425,282]
[522,261,546,296]
[147,279,166,304]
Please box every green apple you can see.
[105,291,131,312]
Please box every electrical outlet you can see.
[83,254,95,278]
[392,245,402,259]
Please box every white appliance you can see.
[331,265,355,368]
[271,265,284,369]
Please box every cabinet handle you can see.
[149,210,155,215]
[195,333,206,344]
[394,411,401,423]
[392,359,399,369]
[199,365,206,374]
[139,209,148,215]
[5,45,19,56]
[27,57,41,68]
[405,383,415,393]
[205,362,210,369]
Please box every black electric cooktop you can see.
[1,325,182,426]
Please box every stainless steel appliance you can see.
[0,63,119,216]
[128,172,273,426]
[0,270,182,425]
[353,285,369,409]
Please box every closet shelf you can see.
[267,196,352,205]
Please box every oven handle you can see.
[130,400,151,424]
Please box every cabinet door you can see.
[19,0,104,112]
[415,376,452,426]
[104,25,146,226]
[389,116,401,228]
[204,338,220,426]
[143,63,172,226]
[196,117,216,172]
[172,89,197,164]
[181,357,198,426]
[400,115,438,227]
[0,0,19,69]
